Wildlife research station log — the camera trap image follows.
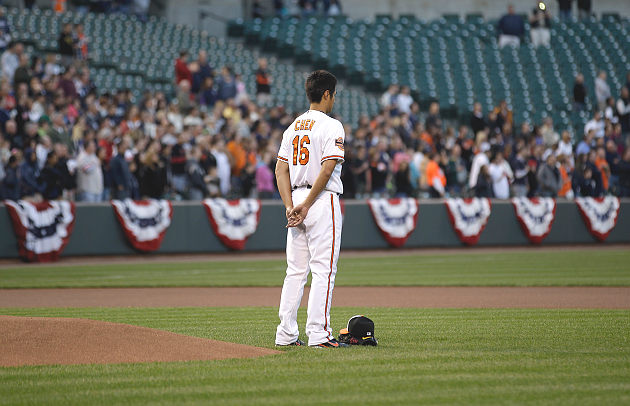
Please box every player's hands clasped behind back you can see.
[286,205,309,228]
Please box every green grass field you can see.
[1,249,629,405]
[1,249,629,288]
[1,307,629,405]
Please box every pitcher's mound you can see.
[0,315,280,367]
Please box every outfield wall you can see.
[0,200,629,258]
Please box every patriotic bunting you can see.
[367,198,419,248]
[203,198,261,250]
[3,200,75,262]
[445,198,492,246]
[111,199,173,252]
[511,197,556,244]
[575,196,620,242]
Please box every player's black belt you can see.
[292,184,341,197]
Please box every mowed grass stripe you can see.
[1,307,629,405]
[1,249,629,288]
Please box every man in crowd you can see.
[497,4,525,48]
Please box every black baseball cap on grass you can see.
[339,315,375,340]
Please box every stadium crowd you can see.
[0,18,629,203]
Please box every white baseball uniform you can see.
[275,109,345,346]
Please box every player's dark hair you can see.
[305,70,337,103]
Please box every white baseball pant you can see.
[275,188,342,346]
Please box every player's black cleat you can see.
[312,338,348,348]
[276,339,305,347]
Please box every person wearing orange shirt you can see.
[557,154,574,199]
[594,146,610,192]
[425,152,446,198]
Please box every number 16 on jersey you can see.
[292,135,310,165]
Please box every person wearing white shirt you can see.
[1,42,22,85]
[488,151,513,199]
[468,142,491,190]
[595,71,611,112]
[556,131,574,167]
[584,111,605,138]
[76,140,104,202]
[396,86,414,114]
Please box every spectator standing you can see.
[255,58,272,105]
[497,4,525,48]
[594,147,610,193]
[327,0,342,15]
[573,73,587,111]
[199,76,218,108]
[474,165,493,197]
[1,41,22,85]
[577,0,591,20]
[444,144,467,196]
[174,50,192,85]
[530,2,551,47]
[604,97,618,124]
[425,152,446,198]
[40,151,64,200]
[368,143,389,197]
[256,151,275,199]
[468,141,491,191]
[211,138,231,196]
[595,71,611,112]
[379,84,399,110]
[510,146,529,197]
[541,117,559,147]
[617,148,630,197]
[470,102,487,135]
[170,133,189,196]
[110,139,133,199]
[556,131,574,163]
[557,0,573,21]
[186,146,207,200]
[576,130,594,156]
[394,159,413,197]
[58,24,75,63]
[216,66,237,101]
[1,155,20,200]
[13,53,30,88]
[425,102,442,138]
[20,148,42,199]
[0,9,11,53]
[75,23,88,60]
[489,151,513,199]
[616,87,630,137]
[76,140,103,202]
[584,111,605,139]
[191,50,213,94]
[537,152,561,197]
[557,155,574,199]
[396,86,413,114]
[350,144,370,198]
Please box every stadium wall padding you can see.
[0,200,629,258]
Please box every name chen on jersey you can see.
[294,119,315,131]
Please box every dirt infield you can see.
[0,315,280,367]
[2,286,629,308]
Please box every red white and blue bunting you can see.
[111,199,173,252]
[203,198,261,250]
[575,196,620,242]
[445,198,492,246]
[511,197,556,244]
[3,200,75,262]
[367,198,419,248]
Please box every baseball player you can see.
[274,70,346,348]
